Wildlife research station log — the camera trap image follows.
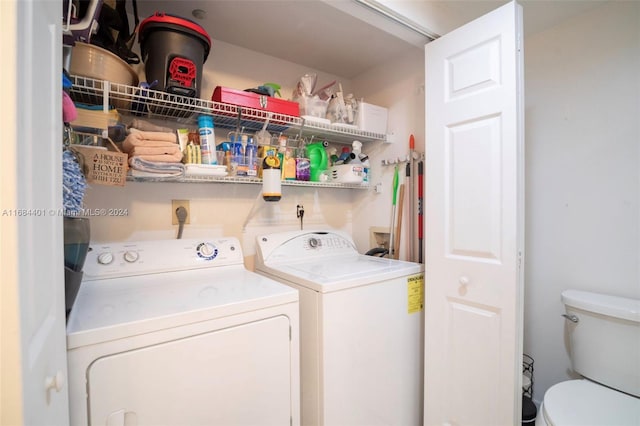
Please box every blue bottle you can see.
[197,115,216,165]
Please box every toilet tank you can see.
[562,289,640,397]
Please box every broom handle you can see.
[394,183,405,260]
[418,161,424,263]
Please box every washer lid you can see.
[255,229,423,292]
[66,266,297,349]
[257,254,423,293]
[542,380,640,425]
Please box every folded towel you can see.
[128,128,177,142]
[128,157,185,178]
[128,146,182,157]
[130,151,183,163]
[130,169,183,180]
[128,118,175,134]
[123,129,178,152]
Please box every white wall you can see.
[349,49,425,257]
[523,0,640,403]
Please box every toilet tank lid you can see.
[562,290,640,323]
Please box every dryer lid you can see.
[66,266,297,349]
[542,379,640,425]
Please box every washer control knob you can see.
[97,252,114,265]
[196,242,218,260]
[123,251,139,263]
[308,238,320,248]
[200,243,213,256]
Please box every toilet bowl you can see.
[536,379,640,426]
[536,290,640,426]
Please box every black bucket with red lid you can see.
[139,13,211,98]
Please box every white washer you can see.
[67,237,300,426]
[254,230,424,426]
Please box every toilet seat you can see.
[541,379,640,425]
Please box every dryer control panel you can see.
[83,238,243,280]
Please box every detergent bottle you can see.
[277,135,288,180]
[246,136,258,177]
[306,141,328,182]
[360,155,370,185]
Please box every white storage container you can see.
[357,102,388,135]
[330,164,364,184]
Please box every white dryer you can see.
[254,230,424,426]
[66,237,300,426]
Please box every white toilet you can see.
[536,290,640,425]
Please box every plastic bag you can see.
[292,73,317,99]
[90,0,141,64]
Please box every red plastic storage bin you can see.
[212,87,300,117]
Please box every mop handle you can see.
[389,165,399,257]
[409,134,415,262]
[392,165,399,206]
[418,161,424,263]
[418,161,424,239]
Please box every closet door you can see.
[0,0,68,424]
[424,1,525,425]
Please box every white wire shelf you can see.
[69,75,375,190]
[127,174,370,190]
[68,75,388,145]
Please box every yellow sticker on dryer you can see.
[407,273,424,314]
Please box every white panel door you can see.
[424,2,524,425]
[0,0,68,424]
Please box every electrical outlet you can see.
[172,199,190,225]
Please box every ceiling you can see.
[441,0,608,37]
[135,0,608,79]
